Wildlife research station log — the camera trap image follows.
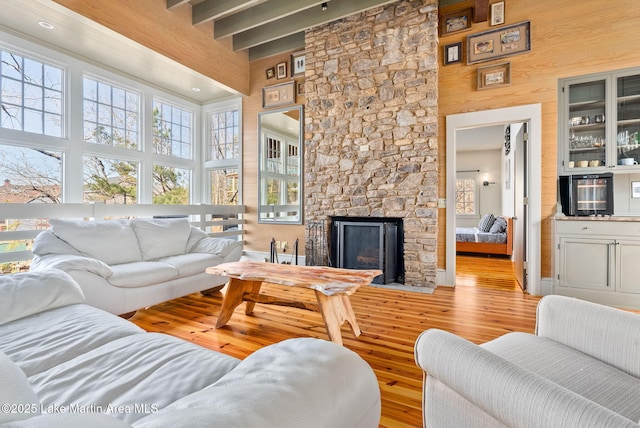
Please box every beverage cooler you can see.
[559,173,614,216]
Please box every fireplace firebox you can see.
[330,217,403,285]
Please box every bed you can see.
[456,215,513,256]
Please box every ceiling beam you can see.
[166,0,190,10]
[233,0,397,51]
[192,0,263,26]
[248,32,306,61]
[214,0,327,39]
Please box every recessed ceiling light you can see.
[38,21,55,30]
[191,87,201,92]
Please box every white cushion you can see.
[189,237,243,258]
[0,351,40,423]
[108,262,178,288]
[49,219,141,265]
[158,253,223,278]
[0,269,85,326]
[130,218,191,261]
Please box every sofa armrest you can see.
[188,237,243,259]
[31,255,113,279]
[415,329,637,428]
[536,295,640,378]
[133,338,380,428]
[0,270,85,326]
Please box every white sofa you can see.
[415,295,640,428]
[0,269,381,428]
[30,217,243,315]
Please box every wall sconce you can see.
[482,174,495,186]
[321,2,328,11]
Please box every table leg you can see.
[215,279,262,328]
[314,291,361,345]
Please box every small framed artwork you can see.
[467,20,530,64]
[477,62,511,90]
[276,62,287,79]
[632,181,640,198]
[291,50,306,77]
[444,42,463,65]
[266,67,275,79]
[263,81,296,109]
[296,81,305,97]
[490,1,505,26]
[439,8,473,36]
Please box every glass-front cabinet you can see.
[559,68,640,173]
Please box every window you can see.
[152,165,190,204]
[456,177,477,215]
[83,155,138,204]
[209,109,239,161]
[153,100,192,159]
[83,77,139,149]
[0,144,62,203]
[0,49,63,137]
[206,101,241,206]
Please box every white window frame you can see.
[455,172,479,218]
[202,97,242,205]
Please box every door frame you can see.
[443,104,542,296]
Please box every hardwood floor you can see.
[129,256,538,428]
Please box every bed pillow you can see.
[489,216,508,234]
[478,213,496,232]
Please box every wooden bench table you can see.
[206,261,382,345]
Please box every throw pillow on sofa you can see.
[130,218,191,261]
[49,219,142,265]
[478,213,496,232]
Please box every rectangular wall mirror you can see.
[258,105,303,224]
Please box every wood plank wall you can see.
[52,0,250,94]
[243,54,306,254]
[437,0,640,277]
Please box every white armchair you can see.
[415,295,640,428]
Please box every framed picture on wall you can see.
[477,62,511,90]
[276,62,287,79]
[467,20,530,64]
[490,1,505,26]
[439,8,473,36]
[291,50,306,76]
[444,42,463,65]
[263,81,296,108]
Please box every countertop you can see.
[553,215,640,222]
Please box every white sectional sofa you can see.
[30,217,243,315]
[415,295,640,428]
[0,269,381,428]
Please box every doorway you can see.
[454,122,524,290]
[443,104,542,296]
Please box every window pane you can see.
[83,155,138,204]
[153,100,192,159]
[210,168,238,205]
[83,77,139,149]
[0,49,63,137]
[152,165,190,204]
[455,178,476,215]
[0,144,62,203]
[209,109,239,160]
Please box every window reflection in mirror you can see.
[258,105,303,224]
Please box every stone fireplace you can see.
[303,0,439,290]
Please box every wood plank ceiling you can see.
[167,0,402,60]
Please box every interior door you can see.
[514,123,528,290]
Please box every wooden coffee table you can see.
[206,261,382,345]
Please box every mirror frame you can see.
[257,105,304,224]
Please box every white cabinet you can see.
[554,218,640,308]
[558,68,640,174]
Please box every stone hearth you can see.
[303,0,439,289]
